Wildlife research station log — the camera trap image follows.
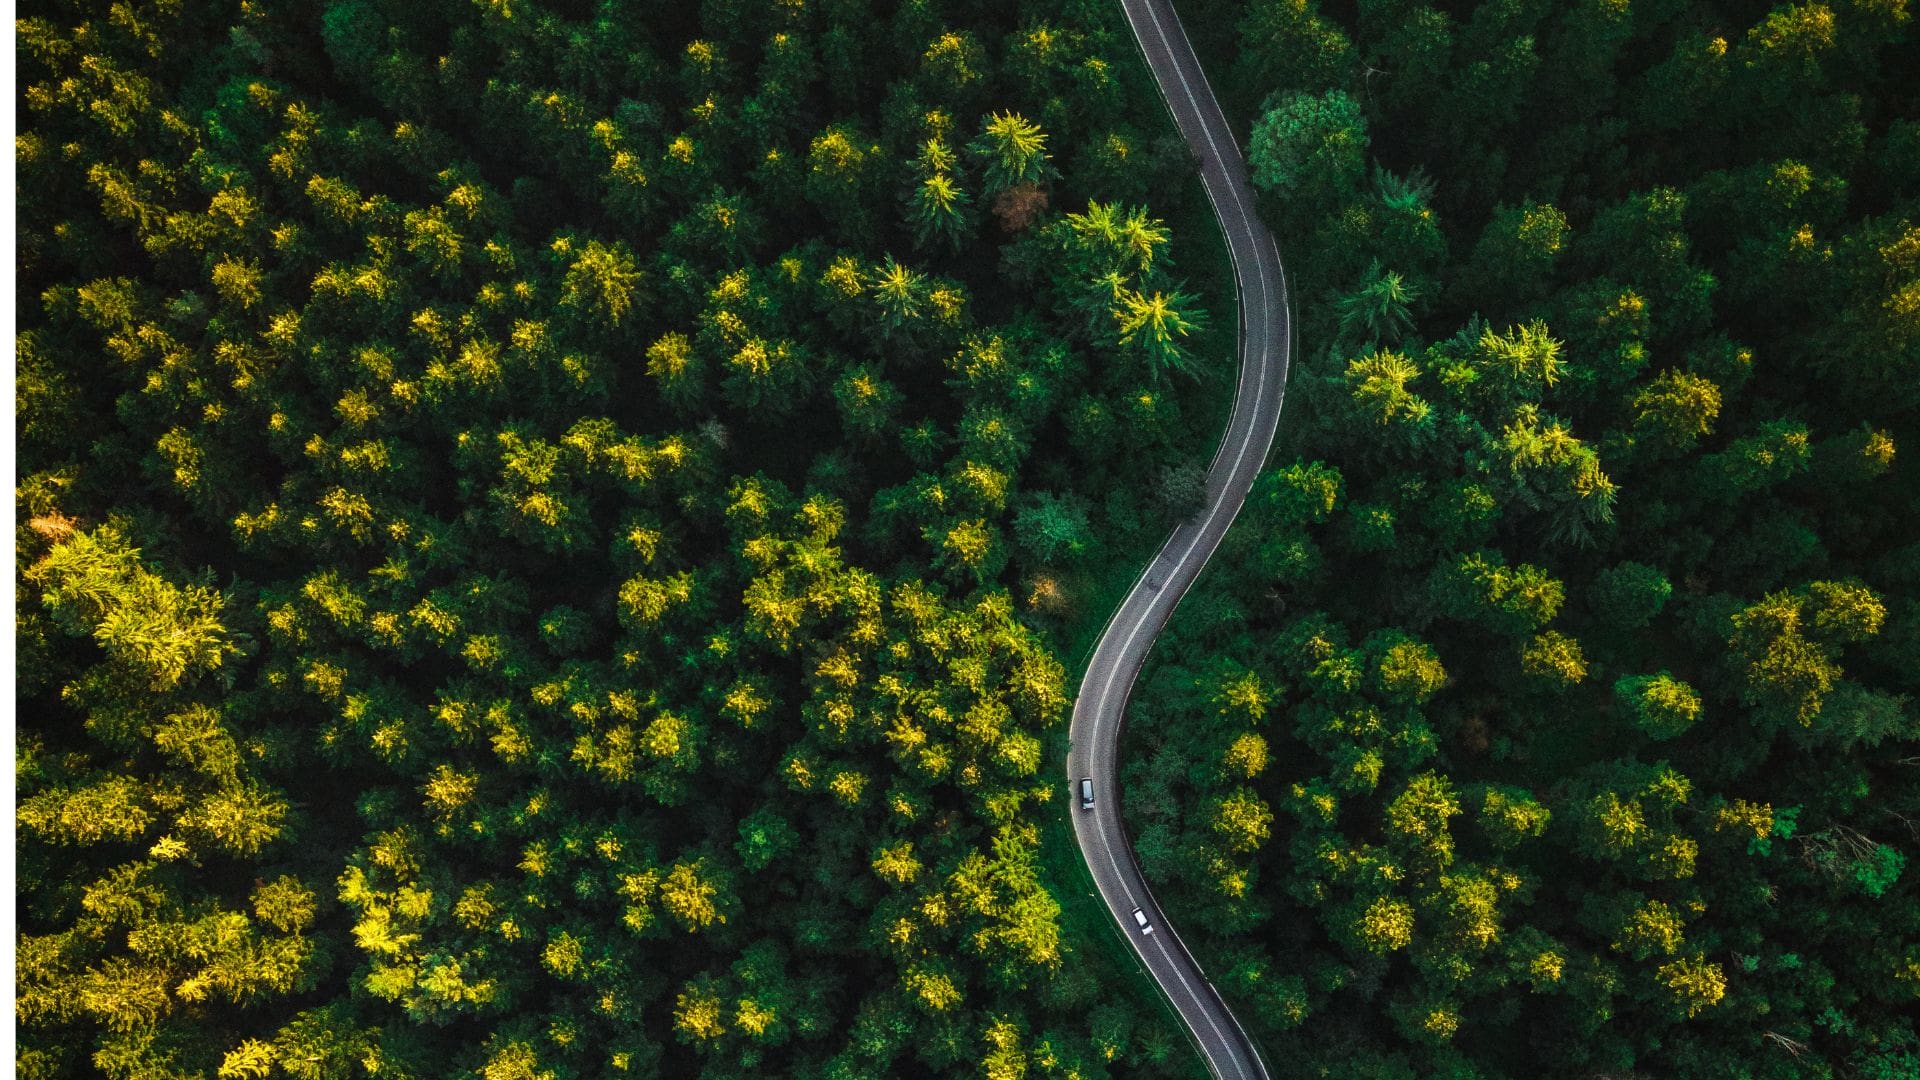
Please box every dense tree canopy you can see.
[19,0,1920,1077]
[1128,1,1920,1076]
[15,0,1231,1076]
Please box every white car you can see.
[1131,907,1154,935]
[1079,777,1095,810]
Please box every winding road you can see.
[1065,1,1291,1077]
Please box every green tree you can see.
[27,524,235,690]
[1157,462,1209,520]
[560,238,644,327]
[911,171,973,252]
[1013,492,1094,565]
[1113,286,1206,381]
[1459,201,1570,307]
[968,112,1055,195]
[1475,786,1551,849]
[1247,89,1369,212]
[1614,673,1704,741]
[1729,582,1885,725]
[1336,261,1421,347]
[1236,0,1354,95]
[1590,562,1673,631]
[1433,551,1565,638]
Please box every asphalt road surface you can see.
[1065,1,1291,1077]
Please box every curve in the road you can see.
[1065,1,1292,1078]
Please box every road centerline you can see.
[1065,2,1294,1078]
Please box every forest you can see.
[15,0,1920,1078]
[15,0,1236,1076]
[1123,0,1920,1077]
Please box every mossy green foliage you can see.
[1127,1,1920,1075]
[14,1,1231,1076]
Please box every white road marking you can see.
[1067,2,1291,1077]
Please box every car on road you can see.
[1079,777,1095,810]
[1146,571,1163,590]
[1131,907,1154,935]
